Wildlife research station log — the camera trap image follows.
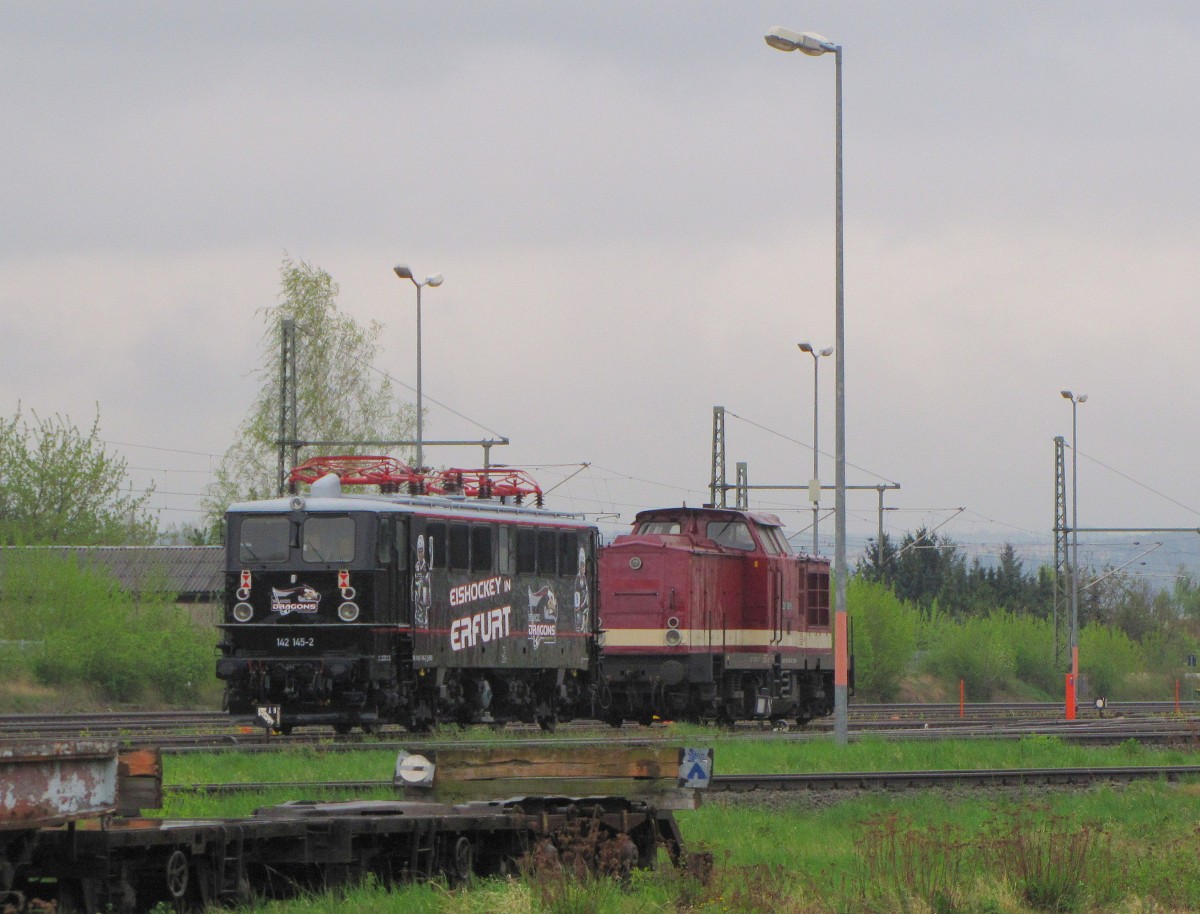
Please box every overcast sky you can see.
[4,3,1198,578]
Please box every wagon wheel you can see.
[165,849,189,900]
[333,722,353,736]
[450,836,474,883]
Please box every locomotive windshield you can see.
[239,516,290,562]
[234,514,358,564]
[706,519,756,550]
[757,524,793,555]
[302,516,355,563]
[637,520,681,535]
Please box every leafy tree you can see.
[1171,570,1200,621]
[204,258,417,526]
[0,405,156,545]
[848,579,918,701]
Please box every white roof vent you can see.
[310,473,343,499]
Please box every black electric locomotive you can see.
[216,457,598,733]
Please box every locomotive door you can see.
[380,516,411,626]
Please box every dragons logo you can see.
[271,584,321,615]
[527,585,558,649]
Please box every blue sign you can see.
[678,747,713,789]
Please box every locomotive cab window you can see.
[758,524,787,555]
[302,516,355,563]
[707,520,756,551]
[239,516,291,563]
[377,517,407,568]
[638,520,681,535]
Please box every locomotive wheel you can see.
[333,722,353,736]
[165,849,189,900]
[361,721,380,736]
[537,715,557,733]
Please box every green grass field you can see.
[159,734,1200,912]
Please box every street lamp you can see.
[765,25,848,744]
[1060,389,1087,687]
[393,264,444,470]
[798,342,833,555]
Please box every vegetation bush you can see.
[847,579,918,701]
[1079,623,1142,699]
[921,612,1018,700]
[0,549,214,705]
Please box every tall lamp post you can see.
[1060,389,1087,686]
[765,26,848,744]
[798,342,833,555]
[393,264,444,470]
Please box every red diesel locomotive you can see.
[598,506,837,727]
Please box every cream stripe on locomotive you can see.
[599,628,833,651]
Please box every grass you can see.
[154,736,1200,911]
[161,732,1200,806]
[174,782,1200,913]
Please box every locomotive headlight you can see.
[338,601,360,622]
[232,602,254,622]
[665,629,683,647]
[629,556,643,570]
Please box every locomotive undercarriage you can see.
[602,656,833,727]
[417,667,585,731]
[217,652,398,733]
[219,651,588,733]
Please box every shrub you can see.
[921,615,1017,701]
[1080,624,1142,699]
[848,579,919,701]
[1,550,212,705]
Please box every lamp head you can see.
[1078,394,1088,404]
[765,27,837,56]
[426,273,444,288]
[393,264,414,281]
[819,346,834,357]
[798,342,814,353]
[1060,390,1073,400]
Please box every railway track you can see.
[163,763,1200,798]
[4,702,1200,750]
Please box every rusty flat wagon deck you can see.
[0,740,690,913]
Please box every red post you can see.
[959,679,965,718]
[1065,673,1077,721]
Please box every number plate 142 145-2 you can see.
[277,637,315,648]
